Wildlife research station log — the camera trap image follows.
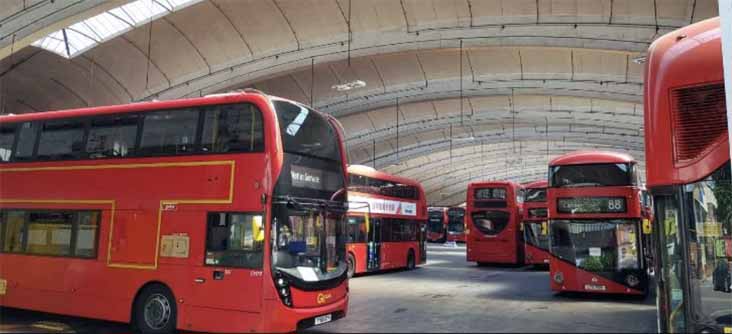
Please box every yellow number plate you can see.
[0,279,7,295]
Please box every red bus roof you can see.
[467,180,522,190]
[0,90,274,123]
[522,180,547,189]
[644,17,729,186]
[549,150,635,166]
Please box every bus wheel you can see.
[347,253,356,278]
[133,284,177,334]
[407,250,416,270]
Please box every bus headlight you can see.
[553,272,564,284]
[625,274,640,287]
[275,273,293,307]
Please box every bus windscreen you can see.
[550,163,633,188]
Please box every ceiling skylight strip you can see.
[31,0,204,59]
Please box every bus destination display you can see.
[557,197,626,214]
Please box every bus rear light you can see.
[553,272,564,284]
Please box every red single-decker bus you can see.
[547,151,651,296]
[0,91,350,333]
[345,165,427,277]
[466,181,524,265]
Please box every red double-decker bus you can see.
[466,181,524,265]
[644,17,731,333]
[547,151,651,296]
[446,207,466,243]
[427,207,448,242]
[522,180,550,266]
[344,165,427,278]
[0,91,350,333]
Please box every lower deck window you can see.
[0,209,100,258]
[205,212,264,269]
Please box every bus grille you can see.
[671,83,728,164]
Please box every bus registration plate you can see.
[584,284,607,291]
[314,314,332,326]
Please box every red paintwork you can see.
[0,92,349,333]
[548,151,647,295]
[427,207,448,242]
[549,256,643,295]
[465,181,524,265]
[524,243,550,265]
[346,166,427,275]
[644,17,729,187]
[549,151,635,166]
[522,180,549,265]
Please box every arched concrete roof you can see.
[0,0,718,205]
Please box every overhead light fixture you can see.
[632,55,647,64]
[332,80,366,92]
[451,136,475,143]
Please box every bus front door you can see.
[367,218,381,272]
[419,222,427,263]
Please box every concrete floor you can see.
[305,243,656,333]
[0,244,656,333]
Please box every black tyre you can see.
[347,253,356,278]
[132,284,177,334]
[407,250,416,270]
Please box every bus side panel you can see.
[383,241,416,269]
[183,305,260,333]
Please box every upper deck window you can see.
[0,124,15,162]
[0,102,264,163]
[549,163,635,188]
[14,122,39,162]
[348,174,419,200]
[37,118,86,160]
[474,188,507,200]
[139,108,199,156]
[86,114,139,159]
[273,100,340,162]
[201,104,263,153]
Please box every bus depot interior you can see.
[0,1,730,333]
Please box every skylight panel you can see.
[31,0,203,59]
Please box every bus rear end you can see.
[644,17,731,333]
[446,207,466,243]
[466,181,524,265]
[427,207,447,242]
[547,151,649,296]
[522,180,550,266]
